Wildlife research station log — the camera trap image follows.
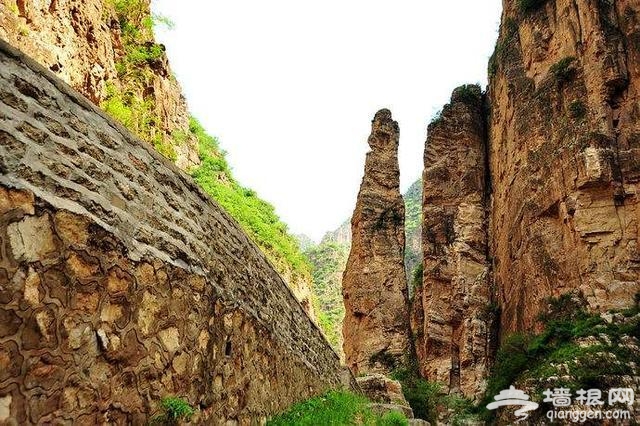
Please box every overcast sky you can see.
[152,0,503,241]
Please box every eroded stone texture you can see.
[488,0,640,335]
[0,39,350,424]
[412,86,493,399]
[342,109,411,375]
[0,0,199,170]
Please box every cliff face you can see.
[342,109,411,376]
[409,0,640,401]
[0,42,351,424]
[0,0,317,318]
[488,0,640,335]
[412,85,493,399]
[0,0,198,169]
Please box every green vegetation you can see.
[404,179,422,291]
[151,397,195,425]
[479,293,640,421]
[100,2,315,309]
[190,118,312,281]
[410,263,423,291]
[518,0,550,14]
[489,18,519,77]
[455,84,482,105]
[305,241,349,351]
[569,100,587,120]
[102,0,177,159]
[550,57,577,83]
[267,390,408,426]
[391,364,440,423]
[391,356,476,425]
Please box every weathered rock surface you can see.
[357,374,414,419]
[342,109,411,375]
[0,0,199,170]
[412,85,493,399]
[488,0,640,335]
[0,39,351,424]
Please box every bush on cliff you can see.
[479,294,640,421]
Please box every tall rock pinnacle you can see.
[342,109,411,376]
[411,85,493,399]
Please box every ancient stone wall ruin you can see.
[0,40,349,425]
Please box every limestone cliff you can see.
[488,0,640,335]
[412,85,493,399]
[409,0,640,403]
[0,0,199,169]
[342,109,411,376]
[0,0,317,318]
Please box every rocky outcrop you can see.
[0,0,199,170]
[487,0,640,335]
[412,85,493,399]
[0,40,351,424]
[357,374,414,419]
[342,109,411,375]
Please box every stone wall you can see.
[487,0,640,334]
[0,40,350,425]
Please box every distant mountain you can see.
[304,241,350,357]
[295,234,316,252]
[403,179,423,294]
[316,179,423,287]
[321,219,352,245]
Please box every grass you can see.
[479,293,640,421]
[151,397,195,425]
[190,118,312,281]
[267,390,408,426]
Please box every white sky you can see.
[152,0,503,241]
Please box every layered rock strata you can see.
[342,109,411,375]
[412,85,493,399]
[488,0,640,334]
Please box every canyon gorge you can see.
[1,0,639,424]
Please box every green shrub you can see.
[550,57,577,82]
[479,295,640,420]
[411,263,423,290]
[377,411,409,426]
[151,397,195,425]
[391,364,441,423]
[455,84,482,105]
[569,100,587,120]
[518,0,550,14]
